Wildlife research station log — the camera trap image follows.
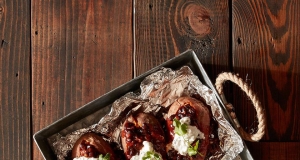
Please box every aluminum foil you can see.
[51,66,243,160]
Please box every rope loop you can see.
[215,72,266,141]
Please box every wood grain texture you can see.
[246,142,300,159]
[134,0,230,80]
[232,0,300,141]
[0,0,31,160]
[31,0,133,159]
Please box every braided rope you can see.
[215,72,266,142]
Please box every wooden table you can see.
[1,0,300,159]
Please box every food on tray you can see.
[121,112,167,160]
[165,97,211,160]
[50,66,243,160]
[69,97,220,160]
[72,132,115,160]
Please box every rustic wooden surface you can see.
[134,0,230,80]
[0,0,31,159]
[0,0,300,159]
[246,142,300,159]
[232,0,300,142]
[31,0,133,159]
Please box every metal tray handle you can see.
[215,72,266,142]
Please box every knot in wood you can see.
[175,2,212,39]
[184,4,211,36]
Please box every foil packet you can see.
[50,66,243,160]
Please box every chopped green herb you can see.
[173,118,203,157]
[194,140,199,150]
[187,140,199,156]
[99,153,110,160]
[173,118,187,136]
[153,153,160,159]
[142,151,161,160]
[188,147,198,156]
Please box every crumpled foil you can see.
[50,66,243,160]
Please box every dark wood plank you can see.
[31,0,133,159]
[134,0,230,79]
[0,0,31,159]
[232,0,300,141]
[246,142,300,159]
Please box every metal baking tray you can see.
[34,49,253,160]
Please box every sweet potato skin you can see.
[166,97,211,160]
[121,112,166,159]
[72,132,115,160]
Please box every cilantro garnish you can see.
[173,118,204,157]
[187,140,204,157]
[142,151,161,160]
[99,153,110,160]
[173,118,187,136]
[188,140,199,156]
